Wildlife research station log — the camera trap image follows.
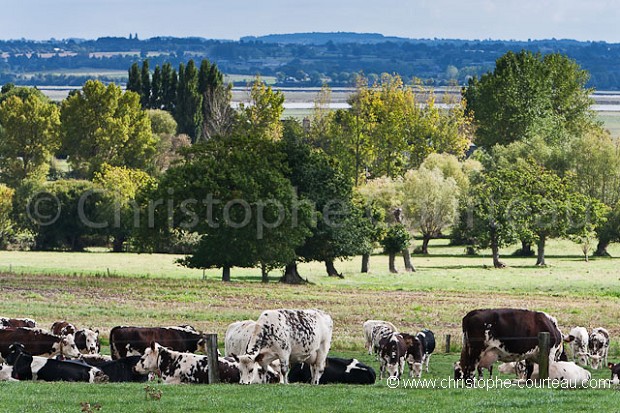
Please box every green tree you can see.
[150,65,163,109]
[161,62,177,113]
[127,62,142,95]
[175,60,203,142]
[140,59,151,109]
[237,77,285,141]
[60,80,157,178]
[380,224,411,273]
[0,184,14,247]
[0,94,61,187]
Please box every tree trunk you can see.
[465,246,476,256]
[519,240,533,256]
[325,260,344,278]
[280,262,307,284]
[535,236,546,266]
[421,236,431,255]
[491,238,505,268]
[389,253,398,273]
[261,263,269,283]
[402,249,415,272]
[594,239,611,257]
[361,253,370,273]
[222,266,231,282]
[112,235,125,253]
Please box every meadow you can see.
[1,239,619,412]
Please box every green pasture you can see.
[598,111,620,139]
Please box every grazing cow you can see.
[109,325,202,359]
[288,357,375,384]
[6,343,107,383]
[0,317,36,329]
[371,324,398,359]
[401,333,424,378]
[0,327,81,359]
[379,332,407,379]
[455,308,563,381]
[516,360,591,386]
[588,327,610,369]
[363,320,397,356]
[608,362,620,385]
[416,329,436,373]
[222,320,256,356]
[237,309,333,385]
[564,326,589,366]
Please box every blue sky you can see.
[2,0,619,42]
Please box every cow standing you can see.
[416,329,436,373]
[0,317,36,328]
[588,327,610,369]
[608,362,620,385]
[455,308,563,381]
[223,320,256,356]
[237,309,333,385]
[109,325,202,359]
[0,327,81,359]
[288,357,376,384]
[564,326,589,366]
[379,332,407,379]
[363,320,397,356]
[401,333,424,378]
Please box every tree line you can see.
[1,51,619,282]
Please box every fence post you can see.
[205,333,220,384]
[445,334,451,353]
[538,332,550,380]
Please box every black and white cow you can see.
[608,362,620,385]
[237,309,333,385]
[0,327,81,359]
[288,357,375,384]
[0,317,36,329]
[588,327,610,369]
[379,332,407,379]
[6,344,107,383]
[455,308,563,381]
[109,325,202,359]
[51,322,101,355]
[87,356,148,382]
[564,326,589,366]
[371,324,397,359]
[363,320,397,356]
[416,329,436,373]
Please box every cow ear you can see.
[255,353,264,364]
[609,363,615,370]
[230,353,239,362]
[150,341,156,351]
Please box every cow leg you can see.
[279,360,289,384]
[525,361,534,380]
[425,354,431,372]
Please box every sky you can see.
[1,0,620,43]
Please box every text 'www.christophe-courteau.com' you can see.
[386,377,614,390]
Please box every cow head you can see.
[609,363,620,385]
[237,353,264,384]
[453,361,475,382]
[589,354,603,369]
[5,343,26,366]
[81,329,100,355]
[576,351,589,367]
[134,341,161,375]
[57,334,81,358]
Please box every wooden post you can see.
[445,334,451,353]
[205,334,220,384]
[538,332,550,380]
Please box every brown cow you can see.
[109,326,202,359]
[0,327,81,359]
[0,317,36,328]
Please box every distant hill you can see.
[240,32,410,44]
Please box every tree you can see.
[150,65,163,109]
[0,184,14,248]
[0,93,61,187]
[127,62,142,95]
[140,60,151,109]
[237,77,285,141]
[161,62,177,113]
[380,224,411,273]
[402,166,460,254]
[60,80,157,178]
[175,60,203,142]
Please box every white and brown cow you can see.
[370,324,398,360]
[588,327,610,369]
[379,332,407,379]
[109,325,202,359]
[401,333,424,378]
[363,320,397,356]
[515,360,591,386]
[237,309,333,384]
[223,320,256,357]
[455,308,563,382]
[51,321,100,355]
[0,327,81,360]
[564,326,589,366]
[0,317,36,329]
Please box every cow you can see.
[89,356,148,383]
[236,309,333,385]
[223,320,256,356]
[371,324,397,359]
[401,333,424,378]
[455,308,563,382]
[50,321,76,336]
[109,325,202,359]
[135,341,274,384]
[515,360,591,386]
[363,320,397,356]
[6,343,108,383]
[288,357,376,384]
[588,327,610,369]
[608,362,620,385]
[498,362,518,376]
[379,332,407,379]
[416,329,436,373]
[564,326,589,366]
[0,317,36,329]
[0,327,81,360]
[51,321,100,355]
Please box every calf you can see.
[363,320,397,356]
[608,362,620,385]
[516,360,591,387]
[0,327,81,359]
[379,332,407,379]
[371,324,397,359]
[288,357,375,384]
[588,327,610,369]
[1,317,36,328]
[237,309,333,385]
[109,325,202,359]
[6,344,107,383]
[416,329,436,373]
[401,333,424,378]
[564,326,589,366]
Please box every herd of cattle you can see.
[1,308,619,387]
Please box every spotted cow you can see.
[51,321,100,355]
[455,308,563,381]
[237,309,333,384]
[0,318,36,328]
[416,329,436,373]
[379,332,407,379]
[371,324,398,360]
[109,325,202,359]
[588,327,610,369]
[223,320,256,357]
[0,327,81,360]
[288,357,376,384]
[564,326,589,366]
[363,320,397,356]
[401,333,423,378]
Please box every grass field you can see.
[598,111,620,139]
[1,239,620,411]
